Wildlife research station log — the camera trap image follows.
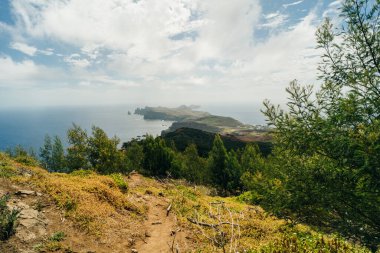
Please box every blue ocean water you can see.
[0,104,266,152]
[0,105,173,151]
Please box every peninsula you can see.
[134,105,272,142]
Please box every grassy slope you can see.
[0,153,372,252]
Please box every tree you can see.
[39,135,52,170]
[124,141,145,173]
[51,136,66,172]
[262,0,380,249]
[66,124,90,171]
[141,135,176,177]
[240,144,264,174]
[225,150,242,193]
[208,135,229,194]
[181,144,208,184]
[87,126,125,174]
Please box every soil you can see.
[0,173,194,253]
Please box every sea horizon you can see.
[0,103,266,152]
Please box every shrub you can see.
[0,165,16,178]
[0,194,20,241]
[70,169,95,177]
[49,231,66,242]
[109,173,128,192]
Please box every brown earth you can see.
[0,172,194,253]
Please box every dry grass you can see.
[162,182,285,252]
[3,155,145,236]
[35,172,145,234]
[0,153,373,252]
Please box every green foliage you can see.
[0,165,16,178]
[180,144,209,185]
[40,135,67,172]
[87,126,125,174]
[258,0,380,249]
[207,135,243,195]
[0,155,16,178]
[51,136,66,172]
[256,230,371,253]
[6,145,39,166]
[49,231,66,242]
[240,144,265,174]
[140,135,177,177]
[70,169,95,177]
[0,195,20,241]
[66,124,90,171]
[109,173,128,192]
[124,141,144,172]
[40,135,52,169]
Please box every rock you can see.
[127,238,135,246]
[19,218,39,228]
[16,229,37,241]
[131,249,138,253]
[16,190,35,196]
[13,201,48,242]
[144,231,151,237]
[19,208,39,220]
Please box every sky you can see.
[0,0,342,108]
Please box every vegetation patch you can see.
[0,194,20,241]
[27,167,144,234]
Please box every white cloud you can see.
[283,1,304,8]
[64,54,91,68]
[0,56,65,87]
[10,42,37,56]
[260,11,288,28]
[39,48,54,56]
[1,0,326,106]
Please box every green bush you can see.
[0,195,20,241]
[0,165,16,178]
[14,155,40,167]
[109,173,128,192]
[255,231,371,253]
[70,169,95,177]
[49,231,66,242]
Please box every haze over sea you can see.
[0,104,265,152]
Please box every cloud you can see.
[0,0,326,107]
[64,54,91,68]
[9,41,54,56]
[283,1,304,8]
[0,56,64,87]
[10,42,37,56]
[260,11,288,28]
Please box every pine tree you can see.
[208,135,229,194]
[66,124,90,171]
[51,136,66,172]
[39,135,52,170]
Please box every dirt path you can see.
[129,173,189,253]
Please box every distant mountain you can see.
[135,105,244,133]
[134,105,210,121]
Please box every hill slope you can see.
[0,153,371,252]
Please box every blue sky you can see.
[0,0,341,107]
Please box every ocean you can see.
[0,104,266,152]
